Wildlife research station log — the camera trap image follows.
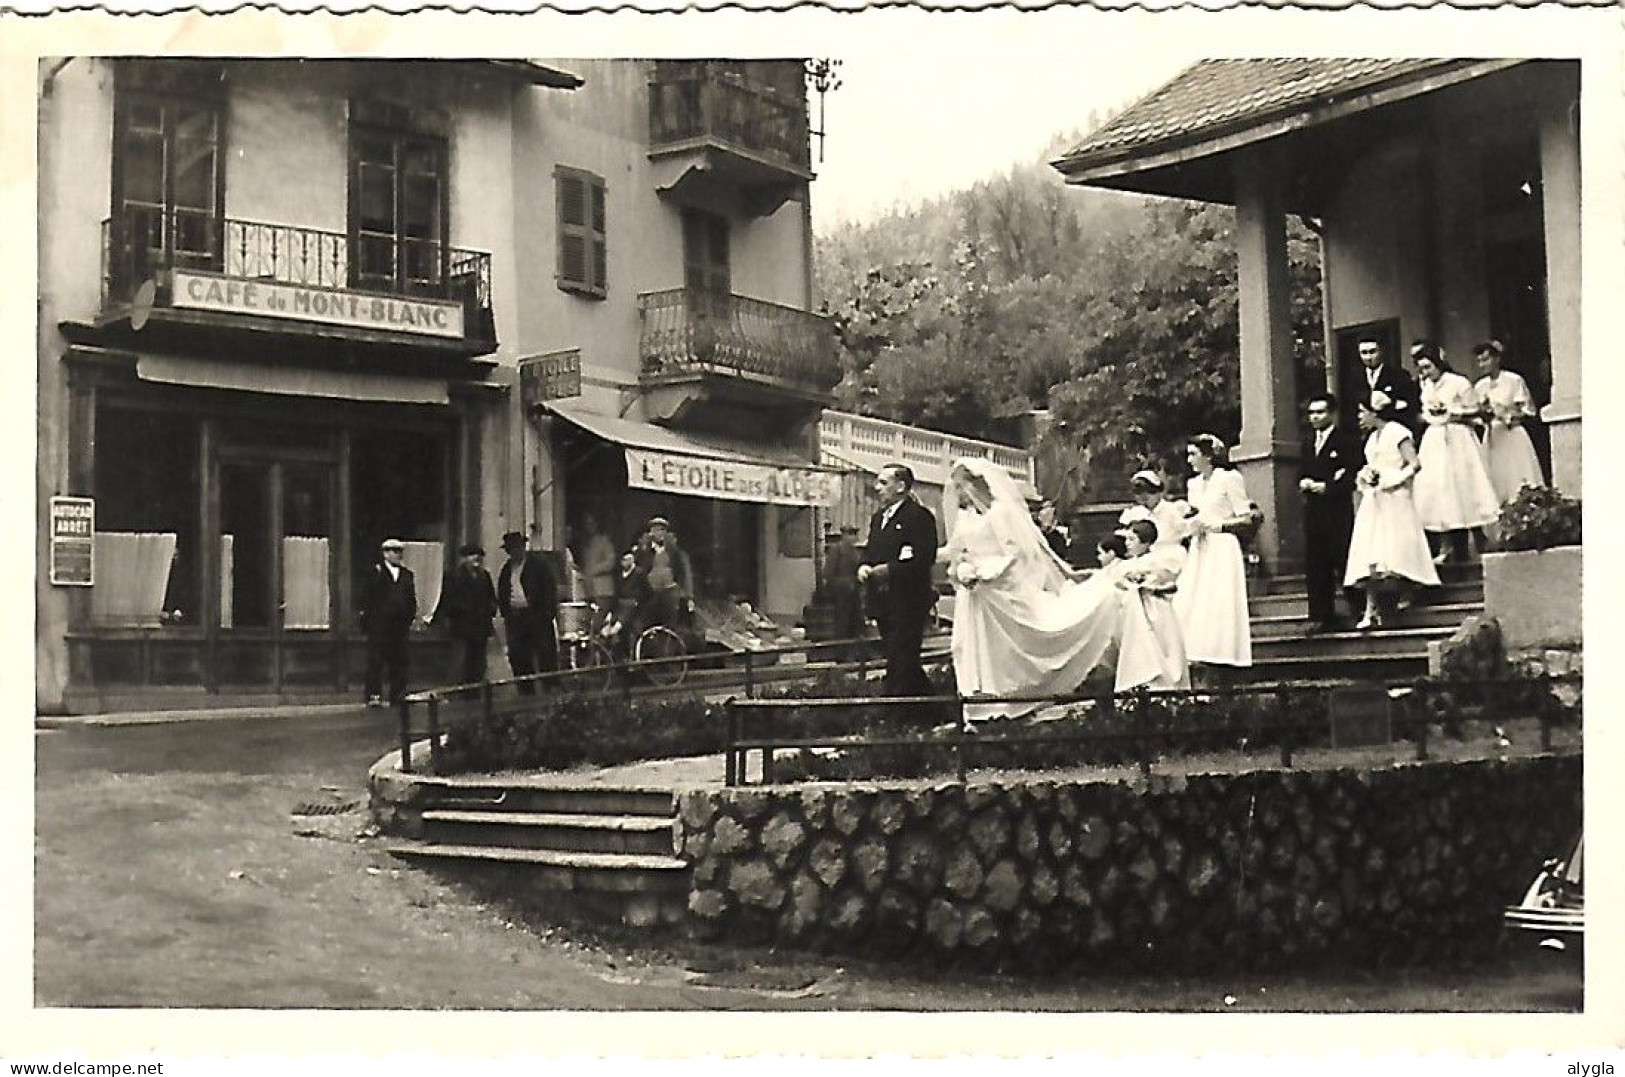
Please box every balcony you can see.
[637,288,838,435]
[92,206,498,368]
[647,61,814,218]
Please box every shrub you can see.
[1494,486,1581,551]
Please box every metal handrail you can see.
[648,60,811,170]
[100,206,493,318]
[393,631,898,773]
[637,287,839,390]
[721,673,1583,787]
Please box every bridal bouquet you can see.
[952,553,1014,587]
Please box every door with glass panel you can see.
[215,456,336,688]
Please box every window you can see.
[93,406,202,626]
[111,92,222,288]
[555,166,607,299]
[350,124,448,296]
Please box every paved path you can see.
[34,703,1581,1017]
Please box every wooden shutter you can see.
[556,166,607,299]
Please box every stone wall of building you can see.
[677,757,1580,972]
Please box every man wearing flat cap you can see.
[360,537,418,708]
[633,515,693,632]
[497,530,558,696]
[432,542,498,685]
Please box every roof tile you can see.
[1057,59,1459,167]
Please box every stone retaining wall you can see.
[676,756,1580,972]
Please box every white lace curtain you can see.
[400,541,444,620]
[282,535,331,630]
[91,532,176,627]
[219,534,234,629]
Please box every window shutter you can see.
[556,166,607,299]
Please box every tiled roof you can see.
[1055,59,1477,171]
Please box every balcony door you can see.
[350,125,449,298]
[111,92,223,291]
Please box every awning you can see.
[136,355,450,406]
[546,399,838,508]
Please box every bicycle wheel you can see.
[584,638,618,695]
[635,625,688,688]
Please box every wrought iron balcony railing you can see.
[100,205,493,341]
[648,62,812,173]
[638,288,839,392]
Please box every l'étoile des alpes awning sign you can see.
[625,448,835,508]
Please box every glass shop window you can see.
[92,406,202,627]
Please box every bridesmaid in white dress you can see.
[1344,401,1440,628]
[1114,519,1190,692]
[1172,434,1253,670]
[1472,339,1546,504]
[1411,343,1500,563]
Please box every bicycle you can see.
[555,601,615,694]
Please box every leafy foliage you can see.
[817,153,1326,505]
[1492,486,1582,551]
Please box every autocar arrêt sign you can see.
[49,496,95,586]
[170,270,465,339]
[625,449,835,507]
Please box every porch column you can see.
[1231,152,1304,577]
[1538,99,1581,495]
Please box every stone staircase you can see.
[383,783,689,928]
[1238,561,1484,685]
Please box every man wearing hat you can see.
[633,516,693,631]
[497,530,558,696]
[822,524,863,657]
[360,537,418,708]
[431,542,498,684]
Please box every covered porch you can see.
[1053,59,1581,576]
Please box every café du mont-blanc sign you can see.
[170,270,464,339]
[626,448,835,508]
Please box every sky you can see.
[806,46,1195,230]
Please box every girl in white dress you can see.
[1344,401,1440,628]
[1114,519,1190,692]
[1117,469,1191,572]
[1172,434,1253,669]
[942,459,1126,725]
[1411,343,1500,563]
[1472,340,1545,504]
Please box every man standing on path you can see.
[360,537,417,707]
[432,542,498,684]
[1299,392,1363,633]
[634,516,694,631]
[497,531,558,696]
[857,463,940,697]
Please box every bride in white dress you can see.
[942,458,1137,724]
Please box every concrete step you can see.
[1231,652,1430,685]
[1253,625,1450,659]
[1251,603,1482,639]
[420,783,676,819]
[384,841,689,929]
[1258,561,1483,595]
[420,809,675,856]
[1250,583,1483,618]
[385,842,688,891]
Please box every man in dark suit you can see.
[857,463,940,697]
[431,542,498,685]
[1357,337,1420,432]
[1299,392,1364,632]
[360,537,418,707]
[496,530,558,696]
